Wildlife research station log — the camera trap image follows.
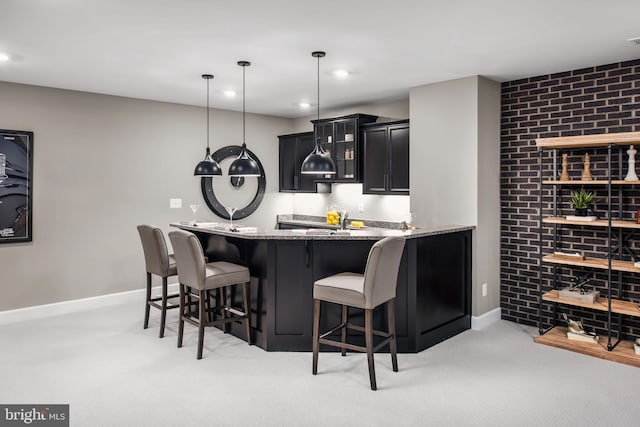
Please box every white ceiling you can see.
[1,0,639,118]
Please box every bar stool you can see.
[312,236,405,390]
[137,224,180,338]
[168,229,252,359]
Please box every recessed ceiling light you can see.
[333,70,349,78]
[0,52,10,61]
[628,37,640,45]
[223,90,236,97]
[299,102,311,108]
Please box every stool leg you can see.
[341,305,348,356]
[159,277,168,338]
[221,287,230,333]
[187,291,194,317]
[206,290,213,323]
[177,284,185,348]
[242,282,252,345]
[143,272,152,329]
[387,299,398,372]
[365,308,377,390]
[312,299,321,375]
[197,289,206,360]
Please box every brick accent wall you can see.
[500,59,640,339]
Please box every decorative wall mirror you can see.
[200,145,266,220]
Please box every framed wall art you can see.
[0,129,33,243]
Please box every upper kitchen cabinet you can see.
[361,119,409,195]
[279,132,319,193]
[311,113,378,183]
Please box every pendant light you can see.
[228,61,261,177]
[301,51,336,175]
[194,74,222,176]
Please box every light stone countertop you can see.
[170,222,473,240]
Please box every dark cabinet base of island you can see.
[190,230,471,353]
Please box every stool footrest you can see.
[319,322,347,339]
[319,338,366,353]
[346,323,391,338]
[372,336,394,353]
[319,331,394,353]
[320,322,392,340]
[205,314,248,328]
[224,306,247,317]
[149,301,180,310]
[149,293,180,302]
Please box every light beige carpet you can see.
[1,299,639,427]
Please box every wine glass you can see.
[225,206,237,229]
[189,204,200,225]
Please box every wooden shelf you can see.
[534,327,640,368]
[542,254,640,274]
[542,290,640,318]
[536,131,640,149]
[542,217,640,229]
[542,180,640,185]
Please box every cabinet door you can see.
[315,123,333,154]
[279,135,297,191]
[296,133,316,192]
[388,125,409,194]
[273,241,314,347]
[334,119,358,180]
[362,126,388,194]
[314,123,335,180]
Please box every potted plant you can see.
[570,189,594,216]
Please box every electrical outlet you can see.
[482,283,488,297]
[358,203,364,213]
[170,198,182,209]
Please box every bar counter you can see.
[170,222,473,353]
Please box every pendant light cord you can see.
[243,65,246,145]
[317,54,320,123]
[206,77,210,151]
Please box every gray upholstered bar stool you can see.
[137,224,180,338]
[312,236,405,390]
[168,229,252,360]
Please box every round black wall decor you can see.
[200,145,266,220]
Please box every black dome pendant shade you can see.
[229,61,261,177]
[300,139,337,174]
[301,51,336,175]
[194,74,222,176]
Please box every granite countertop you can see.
[278,218,339,230]
[276,214,403,230]
[170,222,473,240]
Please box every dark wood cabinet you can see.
[311,113,378,183]
[187,228,472,353]
[278,132,318,193]
[362,120,409,195]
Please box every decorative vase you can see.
[575,208,588,216]
[625,145,639,181]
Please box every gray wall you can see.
[0,82,292,311]
[0,80,501,314]
[409,76,500,316]
[476,76,501,315]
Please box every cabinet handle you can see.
[294,175,299,190]
[305,241,310,267]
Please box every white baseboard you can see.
[0,283,179,326]
[471,307,501,330]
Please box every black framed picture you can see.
[0,129,33,243]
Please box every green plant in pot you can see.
[570,189,594,216]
